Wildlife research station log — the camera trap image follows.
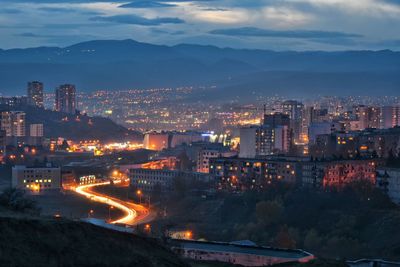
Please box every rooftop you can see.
[170,239,313,259]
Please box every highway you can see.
[74,181,148,225]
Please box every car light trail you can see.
[74,181,137,225]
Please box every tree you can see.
[173,175,187,198]
[256,200,283,226]
[274,226,296,248]
[304,229,322,251]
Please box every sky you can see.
[1,0,400,50]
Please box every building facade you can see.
[55,84,76,114]
[129,168,210,192]
[27,81,44,108]
[12,165,61,192]
[210,157,302,191]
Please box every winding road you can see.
[74,181,151,225]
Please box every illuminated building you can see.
[143,132,169,151]
[354,105,380,130]
[0,96,28,107]
[263,113,290,128]
[27,81,44,108]
[281,100,304,142]
[0,130,5,161]
[196,148,235,173]
[380,106,400,129]
[302,159,378,188]
[239,125,290,158]
[0,111,26,145]
[12,165,61,192]
[29,123,44,146]
[308,122,344,145]
[55,84,76,114]
[210,157,302,191]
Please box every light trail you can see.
[74,181,137,225]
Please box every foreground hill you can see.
[0,39,399,96]
[0,216,187,267]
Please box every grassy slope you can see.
[0,215,187,267]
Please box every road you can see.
[74,181,152,225]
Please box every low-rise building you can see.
[12,165,61,192]
[302,159,378,188]
[209,157,303,191]
[129,168,211,192]
[169,239,314,266]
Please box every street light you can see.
[145,224,151,234]
[136,190,142,204]
[185,231,193,240]
[88,209,94,218]
[108,206,114,222]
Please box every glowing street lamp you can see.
[144,224,151,234]
[88,209,94,218]
[185,231,193,240]
[108,206,114,222]
[136,190,142,204]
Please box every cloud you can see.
[209,27,362,39]
[90,14,185,26]
[16,32,42,37]
[38,6,102,15]
[0,8,23,14]
[119,1,176,8]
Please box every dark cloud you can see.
[209,27,362,39]
[151,28,186,35]
[90,15,185,26]
[119,1,176,8]
[16,32,42,37]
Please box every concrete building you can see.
[29,123,44,146]
[308,122,344,145]
[12,165,61,192]
[239,125,290,158]
[0,111,26,145]
[30,123,44,137]
[380,106,400,129]
[0,96,28,107]
[302,159,378,188]
[377,168,400,205]
[55,84,76,114]
[170,132,203,148]
[129,168,211,192]
[27,81,44,108]
[210,157,303,191]
[196,147,235,173]
[281,100,304,142]
[354,105,381,130]
[0,129,5,161]
[169,239,314,266]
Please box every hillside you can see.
[0,39,399,96]
[0,215,187,267]
[0,104,142,142]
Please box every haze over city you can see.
[1,1,400,267]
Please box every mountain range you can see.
[0,39,399,97]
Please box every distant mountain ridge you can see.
[0,39,399,96]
